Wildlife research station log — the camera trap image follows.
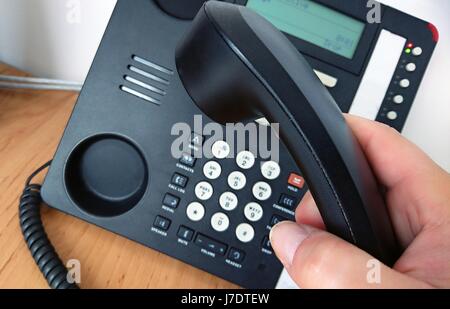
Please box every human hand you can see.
[270,114,450,288]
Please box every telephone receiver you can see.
[176,1,400,265]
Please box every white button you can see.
[186,202,205,221]
[211,212,230,232]
[252,181,272,201]
[244,202,264,222]
[235,223,255,243]
[211,141,230,159]
[203,161,221,180]
[405,63,416,72]
[393,95,404,104]
[227,171,246,190]
[195,181,213,200]
[399,79,410,88]
[387,111,398,120]
[219,192,238,211]
[261,161,281,180]
[412,47,422,56]
[313,69,338,88]
[236,150,255,169]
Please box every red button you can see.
[288,173,304,189]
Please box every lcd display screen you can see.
[246,0,366,59]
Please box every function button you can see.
[393,95,404,104]
[236,223,255,243]
[405,63,416,72]
[177,226,194,241]
[262,236,272,250]
[212,140,231,159]
[172,173,188,188]
[153,216,171,231]
[195,181,213,200]
[211,212,230,232]
[162,193,180,209]
[203,161,221,180]
[244,202,264,222]
[219,191,238,211]
[228,171,246,190]
[288,173,305,189]
[195,233,227,255]
[279,194,297,209]
[399,79,410,88]
[190,132,204,147]
[186,202,205,221]
[179,153,196,167]
[236,150,255,169]
[252,181,272,201]
[261,161,281,180]
[270,214,288,227]
[387,111,398,120]
[412,46,422,56]
[228,248,245,263]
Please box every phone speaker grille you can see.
[120,55,173,105]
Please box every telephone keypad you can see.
[260,161,281,180]
[164,138,303,285]
[212,140,231,159]
[219,191,238,211]
[203,161,222,179]
[236,150,256,169]
[210,212,230,232]
[186,202,205,222]
[252,181,272,201]
[194,181,213,201]
[227,171,246,190]
[244,202,263,222]
[235,223,255,243]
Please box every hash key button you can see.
[163,193,179,208]
[153,216,171,231]
[172,173,188,188]
[177,226,194,241]
[228,248,245,263]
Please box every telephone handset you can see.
[176,2,400,264]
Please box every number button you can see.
[210,212,230,232]
[236,150,255,169]
[186,202,205,222]
[195,181,213,201]
[212,141,230,159]
[236,223,255,243]
[227,171,246,190]
[252,181,272,201]
[261,161,281,180]
[203,161,221,180]
[219,192,238,211]
[244,202,264,222]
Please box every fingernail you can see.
[269,221,310,267]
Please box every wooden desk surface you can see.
[0,63,237,288]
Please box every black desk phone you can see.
[33,0,437,288]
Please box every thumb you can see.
[270,221,429,288]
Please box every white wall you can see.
[0,0,117,82]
